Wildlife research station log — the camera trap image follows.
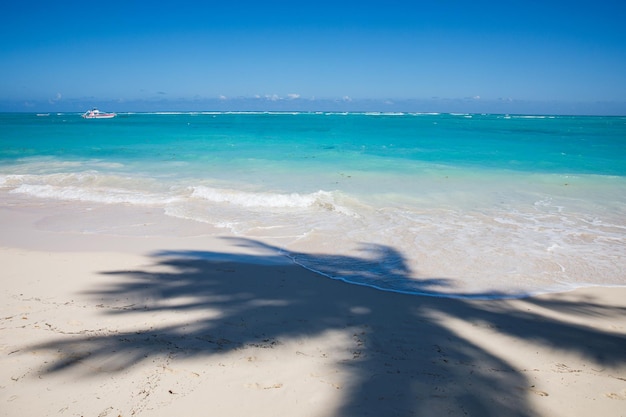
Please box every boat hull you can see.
[82,109,116,119]
[82,114,116,119]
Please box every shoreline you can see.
[2,191,624,300]
[2,198,626,416]
[3,111,625,299]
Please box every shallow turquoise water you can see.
[2,112,625,297]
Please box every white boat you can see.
[82,108,116,119]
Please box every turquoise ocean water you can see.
[1,112,625,298]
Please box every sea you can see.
[1,111,625,298]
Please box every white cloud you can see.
[49,92,62,104]
[287,93,300,100]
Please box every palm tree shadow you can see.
[25,237,626,416]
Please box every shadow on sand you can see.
[26,237,626,416]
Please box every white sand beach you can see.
[1,198,626,416]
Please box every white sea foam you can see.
[3,169,624,298]
[189,186,356,215]
[362,112,406,116]
[3,172,181,205]
[10,183,179,205]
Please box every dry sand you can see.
[1,198,626,416]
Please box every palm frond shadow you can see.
[26,237,626,416]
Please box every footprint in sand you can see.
[605,390,626,400]
[516,386,549,397]
[245,382,283,390]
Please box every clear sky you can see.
[2,0,625,114]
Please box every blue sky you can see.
[1,0,625,114]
